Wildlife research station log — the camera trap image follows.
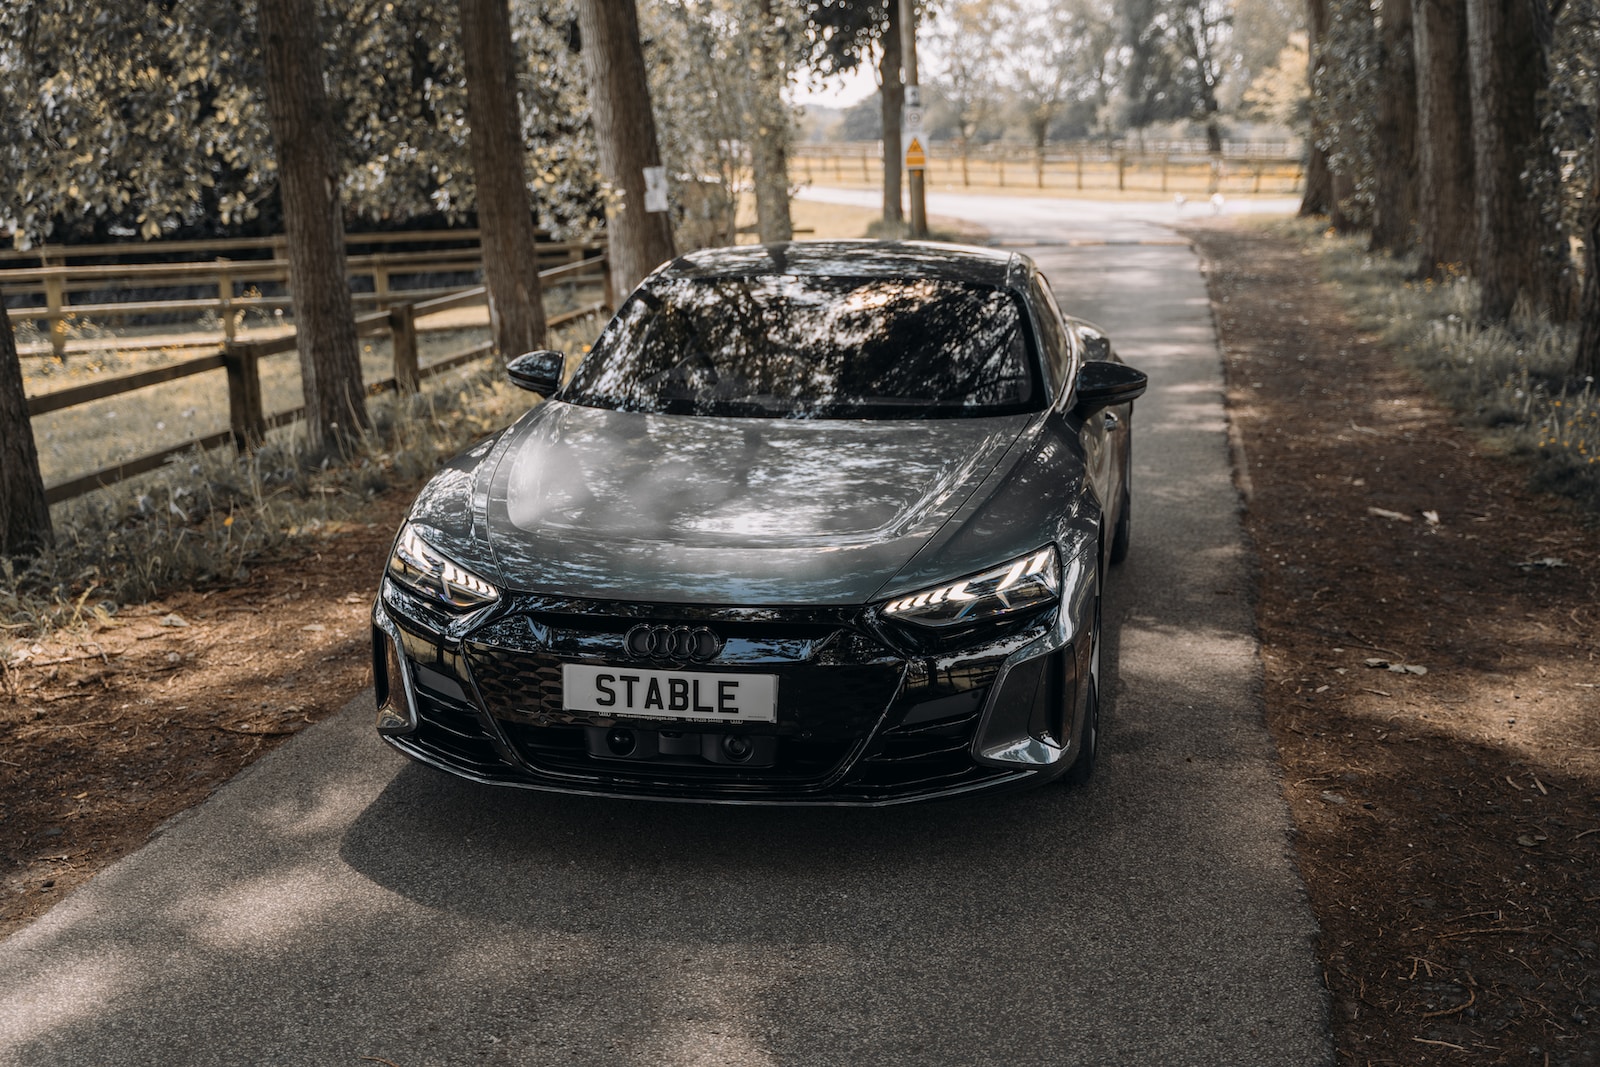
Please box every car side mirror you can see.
[1074,360,1147,414]
[506,350,565,395]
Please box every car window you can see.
[560,275,1045,420]
[1030,273,1077,397]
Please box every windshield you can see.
[559,275,1043,419]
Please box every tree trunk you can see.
[460,0,547,358]
[1298,0,1333,217]
[880,3,904,228]
[1330,169,1359,233]
[1576,123,1600,379]
[256,0,369,453]
[749,0,793,244]
[1411,0,1476,276]
[1466,0,1561,321]
[1369,0,1418,256]
[0,284,52,557]
[575,0,677,301]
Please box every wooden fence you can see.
[792,141,1305,197]
[26,255,610,505]
[2,230,603,359]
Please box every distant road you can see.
[0,194,1331,1067]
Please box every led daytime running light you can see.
[883,547,1059,622]
[389,524,499,609]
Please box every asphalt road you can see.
[0,192,1331,1066]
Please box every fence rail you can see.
[793,141,1305,197]
[27,255,611,505]
[3,233,604,359]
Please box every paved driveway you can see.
[0,192,1330,1067]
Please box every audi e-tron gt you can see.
[372,241,1146,804]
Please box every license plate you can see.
[561,665,778,724]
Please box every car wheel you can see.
[1109,438,1132,566]
[1063,579,1102,789]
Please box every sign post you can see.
[898,0,927,238]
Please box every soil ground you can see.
[1188,223,1600,1066]
[2,221,1596,1065]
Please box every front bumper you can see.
[372,580,1093,805]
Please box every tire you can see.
[1108,438,1132,566]
[1063,582,1102,789]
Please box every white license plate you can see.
[561,665,778,724]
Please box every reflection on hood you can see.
[480,402,1034,604]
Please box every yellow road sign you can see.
[905,136,926,170]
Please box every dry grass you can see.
[3,314,602,647]
[1287,218,1600,512]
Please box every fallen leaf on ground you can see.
[1364,658,1427,676]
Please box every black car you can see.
[372,241,1146,804]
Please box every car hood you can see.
[465,401,1035,605]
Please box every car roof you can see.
[659,240,1028,289]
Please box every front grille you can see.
[501,722,858,789]
[460,608,903,791]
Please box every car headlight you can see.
[386,523,500,610]
[881,547,1059,628]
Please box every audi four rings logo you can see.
[624,624,723,663]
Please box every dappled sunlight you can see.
[1280,652,1600,782]
[245,778,412,841]
[1118,615,1255,692]
[184,864,360,953]
[0,951,135,1057]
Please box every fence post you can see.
[218,259,236,342]
[43,270,66,361]
[601,255,616,312]
[388,304,419,394]
[373,261,391,310]
[1160,155,1169,193]
[1075,149,1084,191]
[1117,154,1127,192]
[222,341,267,452]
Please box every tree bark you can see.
[0,284,52,557]
[256,0,369,453]
[1298,0,1333,217]
[1576,122,1600,379]
[879,2,904,228]
[1411,0,1476,276]
[1330,169,1359,233]
[749,0,793,244]
[460,0,547,358]
[1369,0,1418,255]
[575,0,677,301]
[1466,0,1562,321]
